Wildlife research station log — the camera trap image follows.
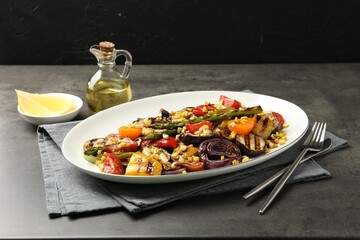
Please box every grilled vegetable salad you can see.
[83,95,288,176]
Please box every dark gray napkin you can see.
[37,121,348,216]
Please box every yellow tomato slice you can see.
[118,126,142,140]
[227,116,256,135]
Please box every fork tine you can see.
[311,122,323,144]
[320,123,327,142]
[303,122,319,146]
[313,122,326,148]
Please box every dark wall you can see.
[1,0,360,64]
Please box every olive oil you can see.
[86,78,132,113]
[86,41,133,114]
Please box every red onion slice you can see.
[198,138,242,169]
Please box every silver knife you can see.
[243,138,332,199]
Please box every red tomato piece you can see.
[153,137,178,148]
[192,104,216,116]
[179,162,205,172]
[103,153,124,175]
[104,139,139,153]
[219,95,242,109]
[185,121,213,134]
[141,140,152,147]
[272,111,285,128]
[141,137,178,148]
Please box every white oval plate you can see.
[62,91,308,184]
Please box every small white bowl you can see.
[17,93,83,125]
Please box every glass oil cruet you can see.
[86,41,132,114]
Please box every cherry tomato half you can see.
[219,95,242,109]
[104,138,139,153]
[272,112,285,128]
[179,162,205,172]
[103,153,124,175]
[185,121,213,134]
[118,126,142,140]
[153,137,178,148]
[192,104,216,116]
[227,116,256,135]
[142,137,178,149]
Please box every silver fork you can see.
[259,122,327,214]
[243,138,332,200]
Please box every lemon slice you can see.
[15,90,75,116]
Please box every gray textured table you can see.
[0,64,359,239]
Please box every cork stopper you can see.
[99,41,115,52]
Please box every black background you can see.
[1,0,360,64]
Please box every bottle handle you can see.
[115,49,132,79]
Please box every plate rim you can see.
[62,90,308,184]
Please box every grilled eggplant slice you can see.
[236,133,266,157]
[251,114,279,139]
[178,133,213,145]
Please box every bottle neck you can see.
[98,60,116,68]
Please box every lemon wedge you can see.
[15,89,75,116]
